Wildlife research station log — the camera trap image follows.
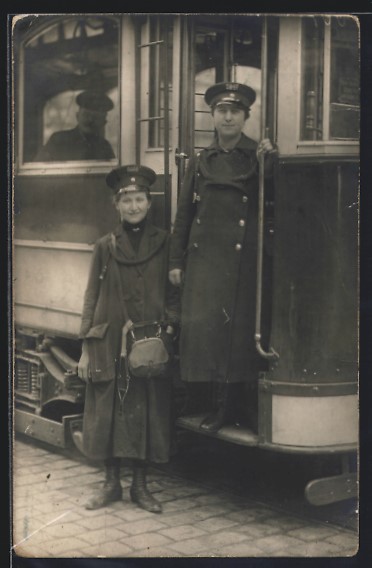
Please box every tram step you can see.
[305,472,358,506]
[176,414,259,447]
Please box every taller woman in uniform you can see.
[169,82,277,433]
[78,165,179,513]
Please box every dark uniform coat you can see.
[170,133,272,384]
[79,221,179,461]
[35,127,115,161]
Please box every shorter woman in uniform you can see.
[78,165,179,513]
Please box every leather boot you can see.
[130,461,162,514]
[200,383,233,433]
[85,458,122,510]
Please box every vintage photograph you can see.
[11,13,359,558]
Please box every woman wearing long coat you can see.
[78,165,179,513]
[169,82,276,433]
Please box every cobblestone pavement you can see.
[12,438,358,559]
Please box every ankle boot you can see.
[85,458,122,510]
[200,383,233,433]
[130,462,162,514]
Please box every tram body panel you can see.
[257,161,358,452]
[271,393,358,447]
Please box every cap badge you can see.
[225,83,238,91]
[130,177,136,183]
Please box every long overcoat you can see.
[170,134,272,384]
[79,221,179,461]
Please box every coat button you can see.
[242,196,248,203]
[193,242,199,248]
[239,219,245,227]
[196,218,201,224]
[235,243,242,251]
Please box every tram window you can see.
[194,20,262,150]
[148,18,173,149]
[301,17,359,142]
[20,16,119,164]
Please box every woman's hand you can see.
[257,138,277,157]
[169,268,183,286]
[77,344,91,383]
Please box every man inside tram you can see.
[34,90,115,161]
[169,82,277,434]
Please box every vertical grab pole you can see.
[255,17,279,361]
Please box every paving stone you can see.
[38,521,86,540]
[79,527,128,545]
[265,515,306,530]
[32,501,81,517]
[225,509,260,524]
[112,506,154,522]
[213,542,266,557]
[194,516,239,533]
[239,506,279,520]
[159,524,207,541]
[255,534,308,554]
[94,540,135,557]
[287,525,340,542]
[78,513,122,530]
[160,497,200,512]
[120,532,172,550]
[128,546,183,557]
[123,518,168,536]
[155,486,204,501]
[237,522,282,538]
[325,532,359,551]
[159,508,220,527]
[30,536,91,556]
[193,494,240,511]
[168,530,248,555]
[286,541,346,557]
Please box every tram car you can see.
[12,14,359,506]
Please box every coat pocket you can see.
[85,323,116,383]
[85,322,110,339]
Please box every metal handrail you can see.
[255,17,279,361]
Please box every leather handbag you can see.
[126,323,171,379]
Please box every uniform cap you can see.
[76,90,114,113]
[205,82,256,109]
[106,165,157,195]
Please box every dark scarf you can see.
[122,217,147,253]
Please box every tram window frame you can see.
[137,16,173,171]
[15,15,121,175]
[277,15,359,157]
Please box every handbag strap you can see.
[109,233,132,325]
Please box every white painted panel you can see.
[14,241,93,336]
[272,394,358,446]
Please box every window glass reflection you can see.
[329,18,359,140]
[300,17,359,142]
[22,16,119,163]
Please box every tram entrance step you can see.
[176,414,259,447]
[305,472,358,506]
